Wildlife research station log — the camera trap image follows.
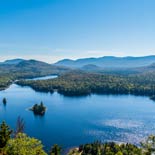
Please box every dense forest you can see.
[1,59,155,98]
[0,59,70,90]
[0,120,155,155]
[69,142,142,155]
[0,76,12,90]
[17,71,155,98]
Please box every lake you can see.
[0,75,155,151]
[26,75,58,80]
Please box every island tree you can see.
[2,98,7,105]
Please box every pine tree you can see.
[50,144,61,155]
[2,98,7,105]
[0,121,12,148]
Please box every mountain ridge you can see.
[54,55,155,68]
[1,58,25,65]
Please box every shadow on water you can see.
[33,113,45,119]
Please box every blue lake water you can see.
[0,76,155,151]
[27,75,58,80]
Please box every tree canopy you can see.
[6,133,47,155]
[17,71,155,98]
[0,121,12,148]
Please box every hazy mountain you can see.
[80,64,102,71]
[15,59,70,73]
[0,59,70,78]
[82,62,155,75]
[55,56,155,68]
[2,58,25,65]
[132,62,155,73]
[16,59,52,69]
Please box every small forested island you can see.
[29,102,46,115]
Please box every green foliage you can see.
[0,76,12,91]
[0,121,12,148]
[0,60,70,90]
[17,71,155,97]
[115,151,123,155]
[6,133,47,155]
[71,141,142,155]
[30,102,46,115]
[50,144,61,155]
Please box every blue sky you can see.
[0,0,155,63]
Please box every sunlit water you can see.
[26,75,58,80]
[0,75,155,151]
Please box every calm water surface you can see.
[0,76,155,151]
[27,75,58,80]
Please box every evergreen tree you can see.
[50,144,61,155]
[0,121,12,148]
[2,98,7,105]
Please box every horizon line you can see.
[1,54,155,64]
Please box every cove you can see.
[0,75,155,151]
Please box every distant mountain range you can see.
[0,59,70,78]
[1,56,155,76]
[54,56,155,68]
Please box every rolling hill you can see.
[0,59,70,79]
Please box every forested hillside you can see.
[0,59,70,90]
[17,71,155,97]
[0,59,69,78]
